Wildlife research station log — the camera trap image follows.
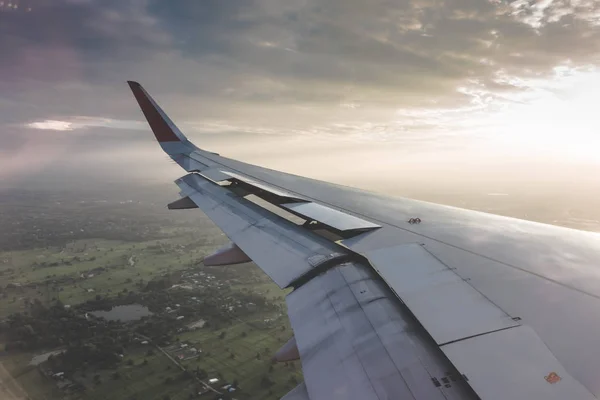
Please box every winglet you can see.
[127,80,187,143]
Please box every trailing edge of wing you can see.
[286,260,476,400]
[174,172,349,288]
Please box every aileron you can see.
[441,326,596,400]
[364,244,519,346]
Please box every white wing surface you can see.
[129,81,600,400]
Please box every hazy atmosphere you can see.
[1,0,599,199]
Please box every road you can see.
[134,333,224,396]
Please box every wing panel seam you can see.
[419,245,517,320]
[438,324,520,347]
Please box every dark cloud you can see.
[1,0,598,107]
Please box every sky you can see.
[1,0,600,195]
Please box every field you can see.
[0,225,223,316]
[0,226,302,400]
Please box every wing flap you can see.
[175,173,347,288]
[198,168,232,183]
[286,261,476,400]
[225,171,307,202]
[281,202,380,234]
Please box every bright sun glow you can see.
[27,120,74,131]
[26,117,145,132]
[485,67,600,161]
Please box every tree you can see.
[196,368,208,379]
[260,375,274,388]
[126,359,134,366]
[164,377,173,385]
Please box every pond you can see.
[89,304,153,322]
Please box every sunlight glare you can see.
[484,67,600,162]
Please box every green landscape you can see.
[0,187,302,400]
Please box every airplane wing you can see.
[128,81,600,400]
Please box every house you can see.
[208,378,219,384]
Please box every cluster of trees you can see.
[1,300,93,351]
[1,300,136,374]
[144,276,173,292]
[48,343,122,374]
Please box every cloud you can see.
[27,120,74,131]
[3,0,599,111]
[2,0,600,187]
[25,117,146,131]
